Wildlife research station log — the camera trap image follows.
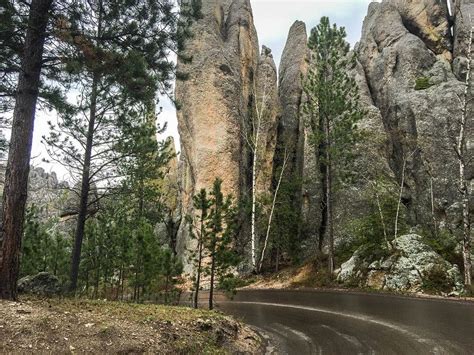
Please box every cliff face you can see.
[175,0,473,272]
[175,0,261,272]
[355,0,473,228]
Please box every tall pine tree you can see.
[42,0,199,292]
[0,0,54,300]
[304,17,364,273]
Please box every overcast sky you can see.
[31,0,378,180]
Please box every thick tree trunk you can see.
[69,74,99,292]
[0,0,53,300]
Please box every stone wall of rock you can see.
[175,0,473,275]
[272,21,310,247]
[355,0,473,229]
[175,0,261,272]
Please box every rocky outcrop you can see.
[17,272,61,295]
[175,0,260,272]
[355,0,473,229]
[337,234,464,294]
[0,165,68,220]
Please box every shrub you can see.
[422,230,461,267]
[422,265,452,294]
[414,76,433,90]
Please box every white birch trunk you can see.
[258,150,289,273]
[459,18,473,287]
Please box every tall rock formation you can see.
[275,21,308,184]
[255,46,279,196]
[271,21,310,252]
[355,0,473,229]
[175,0,261,272]
[175,0,472,273]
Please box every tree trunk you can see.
[116,267,122,300]
[275,247,280,273]
[316,116,327,252]
[459,19,472,287]
[193,238,203,308]
[164,275,169,304]
[0,0,53,300]
[209,249,216,310]
[461,189,471,287]
[251,144,258,272]
[69,73,99,293]
[258,150,289,273]
[375,188,391,250]
[325,116,334,274]
[121,270,125,301]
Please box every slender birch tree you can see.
[257,149,289,272]
[448,15,473,287]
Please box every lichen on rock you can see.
[337,234,464,294]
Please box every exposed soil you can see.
[244,261,328,290]
[244,262,474,303]
[0,297,263,354]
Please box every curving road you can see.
[215,290,474,354]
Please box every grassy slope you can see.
[0,297,262,354]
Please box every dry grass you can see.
[244,257,335,290]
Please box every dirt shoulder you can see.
[0,297,263,354]
[243,263,474,303]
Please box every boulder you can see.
[337,234,464,294]
[18,272,61,296]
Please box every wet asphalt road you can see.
[215,290,474,354]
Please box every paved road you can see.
[215,290,474,354]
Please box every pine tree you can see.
[20,205,69,282]
[0,0,54,300]
[42,0,200,293]
[304,17,364,273]
[187,189,211,309]
[206,178,238,310]
[160,248,183,304]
